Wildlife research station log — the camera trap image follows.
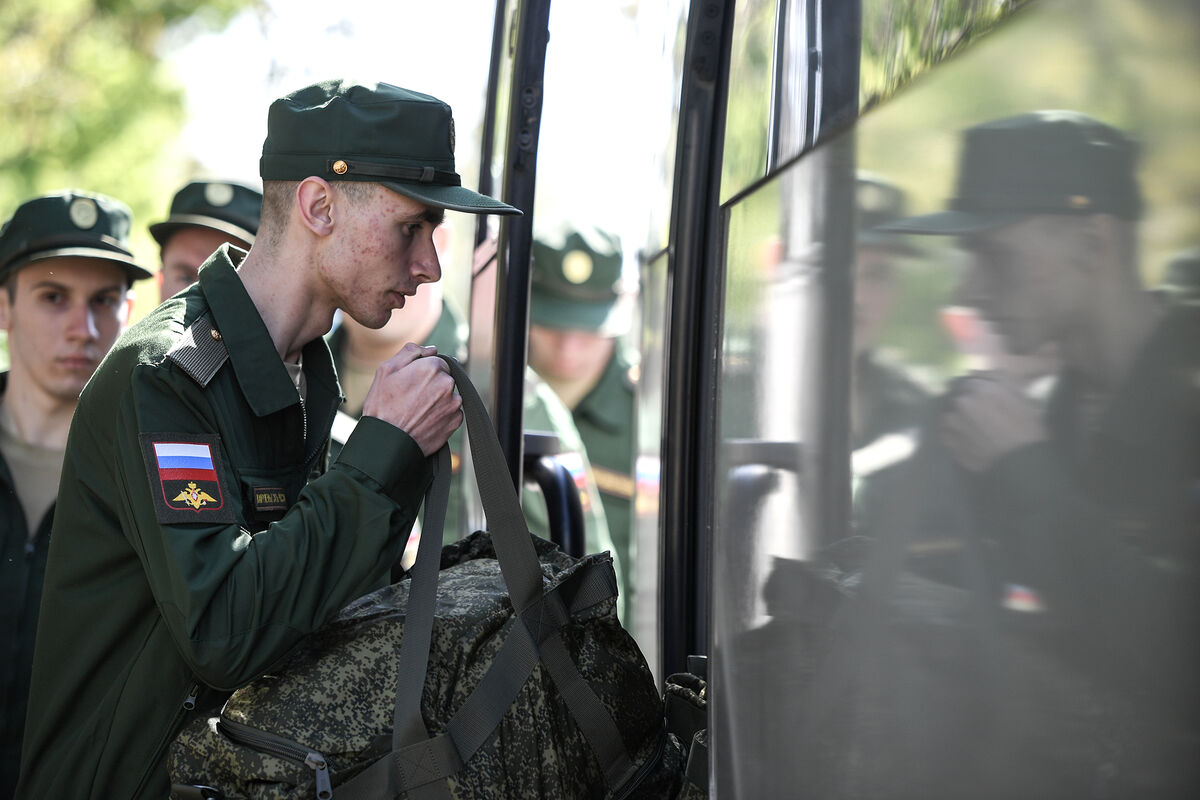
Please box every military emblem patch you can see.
[140,433,235,524]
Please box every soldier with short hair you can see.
[0,191,145,797]
[18,80,520,799]
[150,180,263,302]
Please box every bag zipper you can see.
[217,716,333,799]
[610,726,669,800]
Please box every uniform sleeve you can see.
[104,362,431,690]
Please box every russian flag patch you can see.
[140,433,235,524]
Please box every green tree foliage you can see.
[0,0,257,365]
[861,0,1034,110]
[0,0,257,261]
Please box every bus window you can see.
[721,0,777,202]
[710,0,1200,795]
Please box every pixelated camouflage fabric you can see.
[169,531,682,799]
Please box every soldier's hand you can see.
[940,373,1047,472]
[361,343,463,456]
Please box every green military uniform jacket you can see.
[523,371,623,616]
[18,247,431,799]
[571,348,636,614]
[0,373,55,798]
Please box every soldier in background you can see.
[850,174,931,510]
[528,226,637,619]
[0,191,146,797]
[150,180,262,302]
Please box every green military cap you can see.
[259,80,520,216]
[149,180,262,247]
[882,110,1142,235]
[530,226,628,335]
[0,190,151,285]
[856,172,920,255]
[1159,246,1200,304]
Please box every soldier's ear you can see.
[295,177,335,237]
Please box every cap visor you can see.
[150,216,256,247]
[21,247,153,283]
[381,181,522,216]
[877,209,1025,235]
[530,291,629,335]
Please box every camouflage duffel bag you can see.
[168,356,683,800]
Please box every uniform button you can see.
[211,329,223,341]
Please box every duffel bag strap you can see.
[347,356,636,798]
[439,354,545,614]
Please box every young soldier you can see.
[150,180,263,302]
[527,226,636,617]
[0,191,145,797]
[17,81,519,799]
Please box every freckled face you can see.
[321,186,443,329]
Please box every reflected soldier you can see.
[850,174,931,526]
[884,110,1200,795]
[528,226,637,619]
[150,180,262,302]
[0,191,145,797]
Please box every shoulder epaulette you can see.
[165,314,230,388]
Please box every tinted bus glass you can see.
[721,0,778,201]
[712,0,1200,795]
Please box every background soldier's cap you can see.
[259,80,521,216]
[881,110,1143,235]
[856,172,921,256]
[149,180,262,247]
[530,225,629,335]
[0,190,151,285]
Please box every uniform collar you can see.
[198,246,340,417]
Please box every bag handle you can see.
[343,355,634,798]
[384,356,548,793]
[438,354,544,613]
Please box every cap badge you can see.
[449,118,456,155]
[204,183,235,207]
[68,197,99,230]
[1068,194,1092,209]
[562,250,594,284]
[332,160,349,175]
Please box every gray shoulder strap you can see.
[165,314,230,387]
